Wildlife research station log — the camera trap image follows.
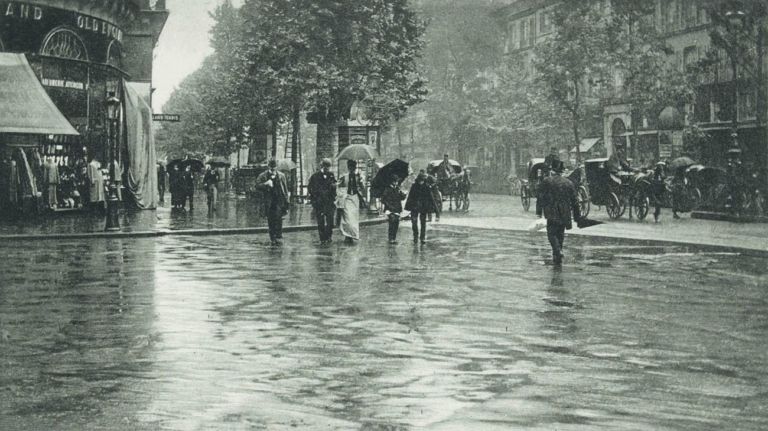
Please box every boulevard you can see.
[0,196,766,430]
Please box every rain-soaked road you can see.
[0,226,766,430]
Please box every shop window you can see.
[519,20,527,48]
[528,16,535,45]
[738,86,757,121]
[41,28,88,61]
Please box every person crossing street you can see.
[308,158,337,244]
[536,158,581,265]
[257,159,290,246]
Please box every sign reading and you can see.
[153,114,181,122]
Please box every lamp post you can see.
[724,9,746,215]
[104,92,121,231]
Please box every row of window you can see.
[505,0,711,53]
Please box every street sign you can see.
[153,114,181,122]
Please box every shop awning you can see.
[571,138,602,154]
[0,53,79,135]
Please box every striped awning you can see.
[0,53,79,135]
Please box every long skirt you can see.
[338,194,360,240]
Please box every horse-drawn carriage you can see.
[582,158,663,220]
[427,159,471,211]
[520,158,590,217]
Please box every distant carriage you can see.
[427,159,470,211]
[584,158,654,220]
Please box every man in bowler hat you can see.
[536,158,581,265]
[308,158,337,244]
[257,159,290,245]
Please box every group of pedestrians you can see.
[166,164,196,211]
[291,159,441,247]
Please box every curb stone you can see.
[0,217,388,242]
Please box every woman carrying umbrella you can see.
[336,159,366,244]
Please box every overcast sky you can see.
[153,0,241,112]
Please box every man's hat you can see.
[552,160,565,173]
[268,159,277,168]
[320,158,332,167]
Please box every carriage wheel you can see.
[632,191,649,221]
[606,192,623,219]
[521,187,531,212]
[577,186,590,219]
[688,187,702,211]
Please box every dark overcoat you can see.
[405,181,439,214]
[256,169,290,216]
[536,174,580,229]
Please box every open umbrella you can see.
[428,159,462,174]
[167,158,204,172]
[274,158,297,172]
[371,159,409,198]
[669,156,696,170]
[336,144,378,161]
[208,156,231,168]
[577,218,604,229]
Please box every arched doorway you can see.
[611,118,627,153]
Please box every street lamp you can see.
[724,9,745,215]
[105,92,121,231]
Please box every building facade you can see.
[0,0,168,211]
[496,0,768,179]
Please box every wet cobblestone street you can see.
[0,225,766,430]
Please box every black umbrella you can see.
[208,156,231,168]
[577,218,604,229]
[168,158,204,172]
[371,159,409,198]
[669,156,696,170]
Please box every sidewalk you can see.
[437,194,768,253]
[0,192,385,240]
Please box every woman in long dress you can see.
[336,160,365,243]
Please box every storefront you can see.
[0,0,167,214]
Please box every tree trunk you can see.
[572,80,582,165]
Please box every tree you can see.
[534,1,613,164]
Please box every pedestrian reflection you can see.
[540,267,578,336]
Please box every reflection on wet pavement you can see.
[0,226,766,430]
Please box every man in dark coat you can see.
[405,171,439,244]
[203,165,220,214]
[308,158,337,244]
[381,174,406,244]
[257,159,290,245]
[157,163,167,204]
[182,165,195,211]
[536,159,581,265]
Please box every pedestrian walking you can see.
[182,165,195,211]
[426,174,441,222]
[308,158,337,244]
[405,172,438,244]
[157,163,166,204]
[381,174,406,244]
[203,165,219,214]
[536,159,581,265]
[336,160,365,244]
[168,164,182,209]
[257,159,290,245]
[651,162,666,223]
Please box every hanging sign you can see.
[153,114,180,122]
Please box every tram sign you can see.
[153,114,180,122]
